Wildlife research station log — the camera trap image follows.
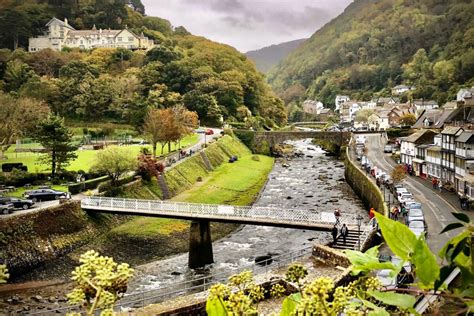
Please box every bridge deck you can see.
[81,197,361,231]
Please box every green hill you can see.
[268,0,474,107]
[245,38,306,73]
[0,0,286,128]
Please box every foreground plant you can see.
[0,264,9,284]
[66,250,134,316]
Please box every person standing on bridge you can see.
[334,208,341,225]
[341,224,349,244]
[331,225,338,245]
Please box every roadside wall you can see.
[0,202,124,276]
[344,147,388,216]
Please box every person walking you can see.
[401,203,407,224]
[341,224,349,244]
[432,177,437,189]
[369,207,376,219]
[334,208,341,225]
[438,179,442,192]
[331,225,338,245]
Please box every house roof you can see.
[404,130,436,143]
[441,126,463,135]
[417,144,432,149]
[393,85,409,89]
[427,145,441,152]
[456,131,474,143]
[46,17,75,30]
[413,99,438,106]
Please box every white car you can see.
[409,220,426,237]
[399,193,414,204]
[408,208,424,224]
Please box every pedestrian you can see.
[369,207,375,219]
[401,204,407,224]
[334,208,341,225]
[432,177,437,189]
[341,224,349,244]
[438,179,442,192]
[331,225,338,245]
[391,206,399,220]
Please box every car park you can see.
[24,189,67,202]
[0,197,34,210]
[408,208,424,224]
[408,220,427,237]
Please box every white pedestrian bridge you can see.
[81,196,361,231]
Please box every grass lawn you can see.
[111,154,274,237]
[3,134,199,173]
[5,185,69,198]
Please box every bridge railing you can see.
[355,217,378,250]
[81,196,360,226]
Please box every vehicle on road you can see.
[205,129,214,135]
[399,193,414,204]
[383,145,393,153]
[408,220,427,237]
[376,255,413,290]
[0,200,14,214]
[407,208,424,224]
[405,202,422,210]
[0,197,34,210]
[24,189,67,202]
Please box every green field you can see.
[3,134,199,173]
[110,154,274,237]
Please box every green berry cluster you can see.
[285,264,308,284]
[0,265,9,284]
[270,284,286,298]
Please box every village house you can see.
[441,126,464,188]
[457,87,474,102]
[29,17,154,52]
[454,131,474,197]
[373,96,400,107]
[339,101,361,123]
[413,99,439,112]
[391,85,415,95]
[335,95,350,112]
[302,100,324,114]
[426,134,442,180]
[412,108,456,130]
[400,130,437,166]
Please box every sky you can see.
[142,0,353,52]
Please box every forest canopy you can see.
[0,0,286,128]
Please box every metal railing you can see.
[81,197,360,228]
[355,217,377,250]
[27,247,312,315]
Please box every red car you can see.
[205,129,214,135]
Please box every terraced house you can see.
[29,17,154,52]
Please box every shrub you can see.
[68,175,110,194]
[251,155,260,161]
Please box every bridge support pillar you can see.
[188,220,214,269]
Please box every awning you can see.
[413,158,425,164]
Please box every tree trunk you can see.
[51,150,56,178]
[13,34,18,51]
[161,143,165,155]
[168,141,171,153]
[152,142,157,158]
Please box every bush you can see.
[68,175,110,194]
[251,155,260,161]
[0,170,49,187]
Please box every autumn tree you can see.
[391,165,407,185]
[355,109,375,123]
[0,92,50,159]
[143,108,171,157]
[399,113,417,127]
[172,105,199,146]
[33,115,78,177]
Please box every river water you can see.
[127,139,367,294]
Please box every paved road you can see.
[2,130,222,219]
[364,134,462,253]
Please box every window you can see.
[80,40,83,44]
[128,36,134,42]
[118,37,122,42]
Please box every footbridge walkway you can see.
[81,197,359,231]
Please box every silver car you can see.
[408,208,424,224]
[409,220,427,237]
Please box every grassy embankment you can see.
[96,135,274,264]
[4,134,199,173]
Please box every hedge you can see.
[68,175,110,194]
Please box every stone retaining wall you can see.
[312,244,351,268]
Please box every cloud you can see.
[142,0,353,51]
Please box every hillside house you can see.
[441,126,464,186]
[392,85,415,95]
[400,130,437,166]
[335,95,350,111]
[302,100,324,114]
[457,87,474,102]
[413,99,439,112]
[29,17,154,52]
[455,131,474,196]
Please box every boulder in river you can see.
[255,255,272,266]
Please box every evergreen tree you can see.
[33,115,78,177]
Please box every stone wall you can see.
[344,147,388,216]
[312,244,351,268]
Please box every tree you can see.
[0,93,50,159]
[92,146,137,185]
[172,105,199,145]
[355,109,375,123]
[143,108,169,157]
[66,250,134,316]
[33,115,78,177]
[399,113,417,127]
[391,165,407,185]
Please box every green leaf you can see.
[359,298,390,316]
[451,212,470,223]
[375,213,417,261]
[439,230,471,265]
[434,265,455,291]
[280,293,301,316]
[344,248,398,275]
[367,290,417,310]
[411,236,440,288]
[440,222,464,234]
[206,297,228,316]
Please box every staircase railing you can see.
[354,217,378,250]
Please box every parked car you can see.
[0,197,34,210]
[384,145,393,153]
[408,208,424,224]
[377,255,413,290]
[408,220,427,237]
[395,187,409,197]
[0,200,14,214]
[399,193,414,204]
[205,129,214,135]
[405,202,422,211]
[24,189,67,202]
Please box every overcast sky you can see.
[142,0,353,52]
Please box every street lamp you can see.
[356,214,363,251]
